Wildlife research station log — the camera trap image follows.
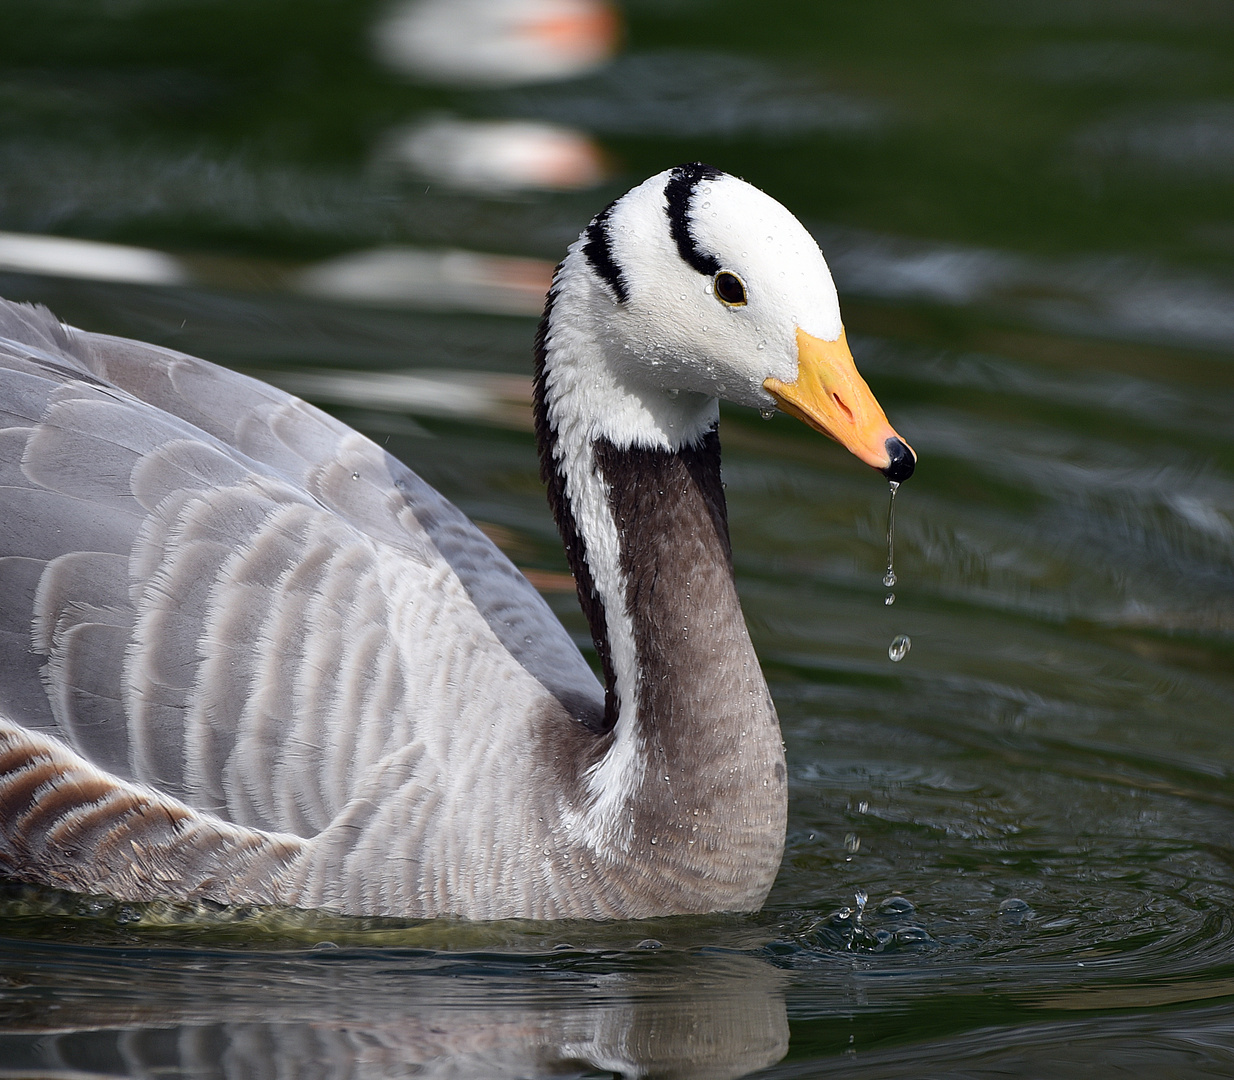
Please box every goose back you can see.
[0,298,610,917]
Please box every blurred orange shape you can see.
[386,118,608,192]
[374,0,621,87]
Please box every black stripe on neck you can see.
[664,162,723,278]
[533,291,618,735]
[582,199,629,305]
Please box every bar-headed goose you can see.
[0,164,913,920]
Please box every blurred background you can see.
[1,1,1233,1078]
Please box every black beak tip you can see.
[882,437,916,484]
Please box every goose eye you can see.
[713,271,747,307]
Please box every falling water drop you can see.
[884,480,899,587]
[882,480,909,660]
[759,407,776,420]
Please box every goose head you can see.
[543,162,915,482]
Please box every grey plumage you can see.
[0,298,615,917]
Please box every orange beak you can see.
[763,327,916,479]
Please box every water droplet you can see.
[759,407,776,421]
[716,383,726,393]
[999,897,1031,914]
[844,832,861,854]
[858,800,868,814]
[756,341,766,350]
[351,471,360,480]
[888,635,911,662]
[884,593,895,606]
[878,895,915,917]
[882,481,900,593]
[666,388,679,398]
[893,925,933,946]
[702,201,711,208]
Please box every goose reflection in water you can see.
[0,942,788,1080]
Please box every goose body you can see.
[0,165,912,920]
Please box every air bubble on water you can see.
[884,593,895,606]
[888,635,911,662]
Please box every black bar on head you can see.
[664,163,723,277]
[583,198,630,304]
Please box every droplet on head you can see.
[760,407,776,421]
[888,635,911,662]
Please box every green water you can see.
[2,0,1233,1076]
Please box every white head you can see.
[541,163,914,481]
